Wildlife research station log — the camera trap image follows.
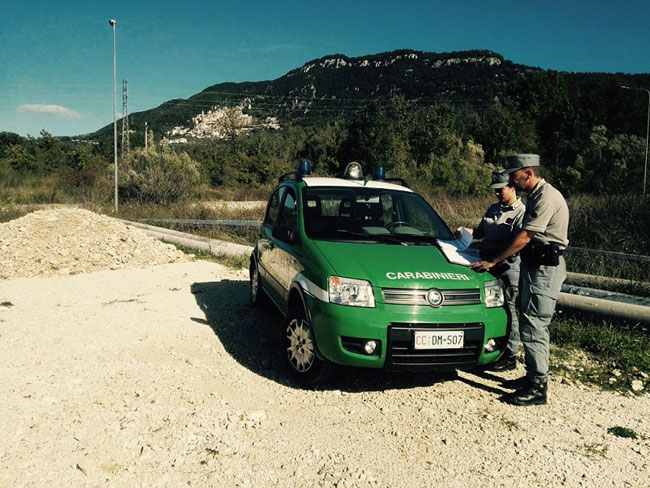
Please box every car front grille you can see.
[381,288,481,306]
[385,322,484,371]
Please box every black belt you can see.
[521,242,563,267]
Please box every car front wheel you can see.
[285,304,332,385]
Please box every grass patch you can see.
[172,244,249,270]
[0,205,40,223]
[211,253,249,270]
[551,310,650,392]
[607,426,638,439]
[581,443,609,458]
[115,200,266,222]
[500,417,520,431]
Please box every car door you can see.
[258,186,285,307]
[272,187,300,306]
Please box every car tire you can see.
[250,259,266,309]
[285,304,332,385]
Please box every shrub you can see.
[119,147,201,204]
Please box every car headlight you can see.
[484,279,505,308]
[329,276,376,308]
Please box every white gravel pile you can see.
[0,208,189,280]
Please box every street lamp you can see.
[109,19,118,212]
[621,85,650,197]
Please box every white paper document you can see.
[437,227,481,265]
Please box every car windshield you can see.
[302,187,454,243]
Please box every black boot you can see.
[504,379,547,406]
[501,376,531,390]
[488,352,517,372]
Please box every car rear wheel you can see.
[250,260,265,308]
[285,305,332,385]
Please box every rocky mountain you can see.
[87,48,648,142]
[88,49,530,141]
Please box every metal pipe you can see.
[121,219,253,258]
[558,292,650,323]
[566,272,650,292]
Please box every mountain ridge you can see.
[87,48,646,141]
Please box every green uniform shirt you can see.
[522,179,569,248]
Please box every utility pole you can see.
[109,19,118,213]
[121,79,129,162]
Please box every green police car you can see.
[250,161,510,383]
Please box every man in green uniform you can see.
[460,170,525,371]
[469,154,569,406]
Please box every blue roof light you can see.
[297,160,311,179]
[372,167,386,181]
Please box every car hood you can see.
[312,240,488,289]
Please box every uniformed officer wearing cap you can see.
[469,154,569,406]
[458,169,525,371]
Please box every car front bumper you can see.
[306,293,509,371]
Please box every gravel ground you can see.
[0,209,648,487]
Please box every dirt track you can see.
[1,260,649,488]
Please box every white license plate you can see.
[413,330,464,350]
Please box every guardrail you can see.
[566,246,650,263]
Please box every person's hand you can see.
[468,260,494,272]
[455,226,473,239]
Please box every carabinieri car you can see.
[250,161,510,384]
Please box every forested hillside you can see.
[2,49,650,199]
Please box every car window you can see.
[302,187,454,241]
[264,187,284,226]
[277,190,297,231]
[393,193,442,235]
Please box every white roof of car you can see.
[302,176,413,193]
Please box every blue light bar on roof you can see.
[298,160,311,179]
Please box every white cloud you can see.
[18,104,84,119]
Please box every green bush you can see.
[119,147,201,204]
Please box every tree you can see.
[1,144,36,172]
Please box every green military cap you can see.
[503,153,540,174]
[488,169,509,189]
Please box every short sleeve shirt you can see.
[475,198,526,246]
[522,179,569,248]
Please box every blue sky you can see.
[2,0,649,137]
